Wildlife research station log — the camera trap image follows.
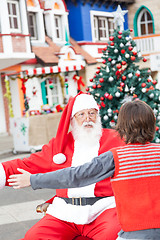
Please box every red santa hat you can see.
[53,92,99,164]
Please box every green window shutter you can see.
[41,81,47,104]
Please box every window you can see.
[28,12,37,39]
[7,0,21,32]
[45,76,59,106]
[92,14,114,42]
[54,15,63,40]
[137,8,153,36]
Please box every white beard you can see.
[71,116,102,146]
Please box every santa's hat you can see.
[53,92,99,164]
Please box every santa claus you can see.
[1,92,125,240]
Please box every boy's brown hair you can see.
[115,100,156,144]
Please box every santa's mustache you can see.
[82,121,95,127]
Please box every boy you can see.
[8,100,160,239]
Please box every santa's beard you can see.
[71,116,102,145]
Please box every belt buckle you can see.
[72,197,82,206]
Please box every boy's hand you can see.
[8,168,31,189]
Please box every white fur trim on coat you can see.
[53,153,66,164]
[0,163,6,189]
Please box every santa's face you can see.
[73,108,98,128]
[71,109,102,143]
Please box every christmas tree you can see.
[86,9,160,143]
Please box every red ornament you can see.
[93,75,96,78]
[120,82,125,87]
[147,79,151,82]
[99,78,104,83]
[104,92,109,98]
[101,102,106,107]
[103,47,107,51]
[156,126,159,131]
[122,75,126,81]
[116,70,120,76]
[109,36,114,41]
[122,61,126,65]
[97,84,102,88]
[96,70,100,74]
[98,104,101,109]
[131,56,136,61]
[136,73,140,77]
[118,35,122,39]
[108,95,113,100]
[128,46,133,51]
[130,29,133,32]
[141,83,146,88]
[108,57,112,62]
[97,66,101,69]
[118,31,122,34]
[86,87,89,91]
[143,58,147,62]
[102,59,106,64]
[110,42,114,46]
[117,64,122,69]
[133,51,137,56]
[121,49,125,54]
[89,78,93,82]
[92,84,97,89]
[149,86,154,90]
[152,80,157,85]
[100,96,104,101]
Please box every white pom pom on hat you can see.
[53,92,99,164]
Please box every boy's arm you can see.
[30,151,115,190]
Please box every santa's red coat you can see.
[2,129,125,198]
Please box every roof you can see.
[31,36,97,65]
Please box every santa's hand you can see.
[8,168,31,189]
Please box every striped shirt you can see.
[111,142,160,232]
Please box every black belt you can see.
[61,197,106,206]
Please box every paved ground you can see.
[0,134,55,240]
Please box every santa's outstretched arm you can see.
[8,151,115,190]
[0,138,56,189]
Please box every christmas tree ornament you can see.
[110,42,114,46]
[142,88,146,93]
[104,92,109,98]
[128,46,133,51]
[143,58,147,62]
[100,96,104,101]
[122,75,126,81]
[141,83,146,88]
[125,53,130,58]
[109,76,114,82]
[108,95,113,100]
[99,78,104,83]
[92,84,97,89]
[125,85,129,92]
[109,36,114,41]
[152,80,157,85]
[89,78,93,82]
[120,43,124,47]
[131,56,136,61]
[108,58,112,62]
[96,70,100,74]
[118,31,122,34]
[120,82,125,87]
[121,49,125,54]
[130,86,135,94]
[86,87,89,92]
[149,93,154,98]
[128,73,133,78]
[101,102,106,107]
[103,115,108,121]
[115,91,120,97]
[112,5,128,29]
[147,79,151,82]
[97,84,102,88]
[111,60,116,65]
[114,49,118,53]
[122,61,126,65]
[102,60,106,64]
[117,64,122,69]
[118,35,122,39]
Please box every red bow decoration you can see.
[73,74,85,91]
